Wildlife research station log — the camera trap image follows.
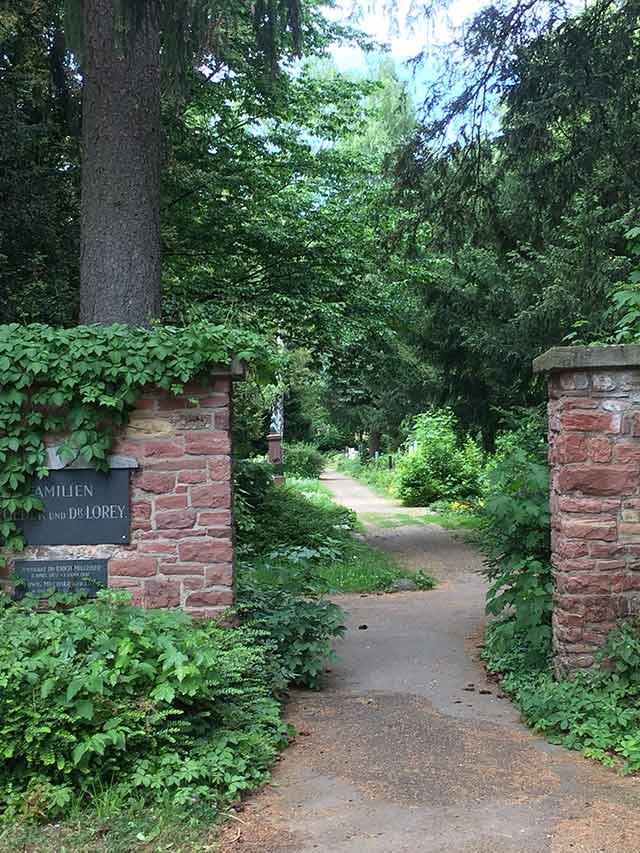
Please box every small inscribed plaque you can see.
[12,559,108,599]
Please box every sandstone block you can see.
[178,539,233,563]
[143,579,180,608]
[185,589,234,608]
[190,483,231,509]
[155,494,189,511]
[109,557,157,577]
[561,411,620,433]
[558,465,638,496]
[185,432,231,455]
[155,509,196,529]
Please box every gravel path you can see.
[219,471,640,852]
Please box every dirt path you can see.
[219,472,640,853]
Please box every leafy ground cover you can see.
[484,621,640,774]
[2,466,399,847]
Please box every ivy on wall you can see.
[0,322,273,563]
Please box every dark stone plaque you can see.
[8,469,130,545]
[12,559,108,599]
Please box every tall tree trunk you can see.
[79,0,162,325]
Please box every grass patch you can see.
[360,511,423,528]
[421,512,482,531]
[245,538,436,595]
[361,510,481,531]
[317,540,436,593]
[331,456,397,498]
[286,476,333,500]
[0,801,220,853]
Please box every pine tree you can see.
[64,0,302,324]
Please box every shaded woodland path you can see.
[219,472,640,853]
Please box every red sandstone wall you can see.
[549,368,640,673]
[3,375,235,617]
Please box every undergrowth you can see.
[0,800,220,853]
[235,463,433,597]
[0,591,289,823]
[484,619,640,773]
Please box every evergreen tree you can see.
[63,0,303,324]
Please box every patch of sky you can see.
[325,0,481,98]
[323,0,595,143]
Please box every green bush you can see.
[314,423,348,453]
[235,458,274,508]
[233,472,350,688]
[480,407,552,669]
[482,406,547,482]
[235,580,346,690]
[396,409,482,506]
[484,618,640,773]
[482,454,552,668]
[282,442,325,479]
[0,592,289,821]
[240,481,356,558]
[234,458,275,554]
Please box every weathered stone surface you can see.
[190,483,231,509]
[534,344,640,373]
[178,539,233,563]
[561,411,620,433]
[143,578,181,608]
[588,437,613,463]
[177,469,208,484]
[110,557,158,577]
[155,494,189,511]
[155,509,197,529]
[558,465,637,496]
[171,413,212,431]
[185,432,231,455]
[561,520,617,541]
[550,434,588,464]
[558,497,620,513]
[127,415,175,437]
[185,589,234,608]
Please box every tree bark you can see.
[79,0,162,325]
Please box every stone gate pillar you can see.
[534,345,640,675]
[2,367,242,618]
